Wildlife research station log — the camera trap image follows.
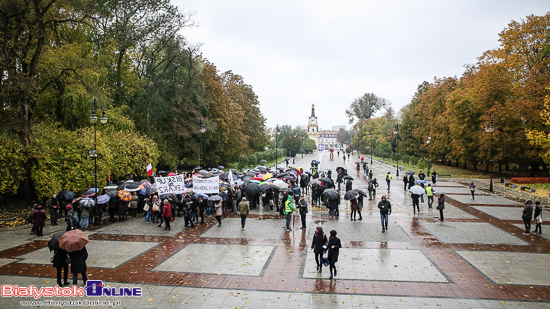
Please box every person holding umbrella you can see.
[59,229,89,286]
[284,195,295,231]
[350,197,358,221]
[52,247,69,286]
[377,195,392,233]
[345,179,353,192]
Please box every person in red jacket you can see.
[161,200,172,231]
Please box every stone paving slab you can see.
[0,275,547,308]
[95,216,185,236]
[431,181,469,187]
[455,251,550,286]
[473,206,550,222]
[307,220,412,242]
[302,248,448,282]
[428,186,489,195]
[447,194,522,206]
[351,202,477,219]
[420,222,529,245]
[200,218,286,240]
[0,258,16,267]
[153,243,276,276]
[511,224,549,238]
[16,240,159,268]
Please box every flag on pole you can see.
[146,163,153,176]
[228,169,234,183]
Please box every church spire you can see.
[311,104,316,118]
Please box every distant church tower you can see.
[307,104,319,147]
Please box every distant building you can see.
[319,130,340,149]
[307,104,319,146]
[332,125,346,131]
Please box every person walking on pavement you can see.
[345,179,353,192]
[522,199,534,235]
[426,184,435,209]
[378,195,391,232]
[239,197,250,231]
[350,197,358,221]
[403,175,408,191]
[408,174,415,190]
[534,201,543,234]
[297,196,308,230]
[284,195,295,231]
[368,170,373,181]
[357,194,364,220]
[336,173,343,191]
[311,226,328,273]
[214,199,223,227]
[418,170,425,181]
[326,230,341,280]
[469,182,476,200]
[411,192,420,214]
[431,170,437,184]
[386,172,392,192]
[437,193,445,221]
[47,194,58,226]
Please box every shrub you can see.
[510,177,550,184]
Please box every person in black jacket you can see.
[311,226,327,273]
[411,193,420,214]
[378,195,392,232]
[70,246,88,286]
[52,248,69,286]
[326,230,342,279]
[297,196,308,230]
[345,180,352,192]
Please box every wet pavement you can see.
[1,151,549,308]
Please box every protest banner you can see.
[193,176,220,194]
[154,175,187,195]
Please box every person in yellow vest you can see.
[426,184,434,209]
[386,172,392,192]
[285,195,295,231]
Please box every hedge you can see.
[510,177,550,184]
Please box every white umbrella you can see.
[409,185,425,195]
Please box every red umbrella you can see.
[118,190,132,201]
[59,229,89,252]
[252,177,263,181]
[167,172,176,176]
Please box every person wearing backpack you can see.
[66,205,79,231]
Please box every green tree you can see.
[345,92,388,124]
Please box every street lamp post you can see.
[485,117,495,193]
[369,133,373,164]
[89,98,108,207]
[426,136,431,175]
[275,125,279,170]
[199,119,206,169]
[394,124,399,176]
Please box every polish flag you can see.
[146,163,153,176]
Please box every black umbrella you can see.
[243,183,261,195]
[260,184,273,193]
[356,189,368,196]
[245,172,256,177]
[309,179,320,186]
[283,176,294,181]
[321,189,340,201]
[218,165,224,169]
[57,190,76,201]
[116,184,126,191]
[159,193,170,200]
[219,172,229,180]
[343,175,354,180]
[48,231,66,251]
[257,166,268,172]
[284,158,291,162]
[278,187,291,193]
[106,190,118,197]
[274,173,288,178]
[157,170,168,175]
[406,170,416,175]
[319,178,332,184]
[344,190,359,200]
[285,167,298,172]
[230,169,238,173]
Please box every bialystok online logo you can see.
[1,280,142,299]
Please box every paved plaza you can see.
[0,151,549,308]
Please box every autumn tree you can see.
[345,92,388,124]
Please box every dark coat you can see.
[378,200,392,214]
[522,203,534,220]
[69,247,88,274]
[345,181,352,192]
[297,199,308,214]
[326,237,342,263]
[33,208,47,228]
[311,230,327,254]
[350,199,358,211]
[52,248,69,268]
[437,195,445,210]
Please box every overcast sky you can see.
[172,0,548,130]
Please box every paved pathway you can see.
[0,151,549,308]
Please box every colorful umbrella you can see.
[262,174,273,180]
[79,197,95,208]
[118,190,132,201]
[59,229,89,252]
